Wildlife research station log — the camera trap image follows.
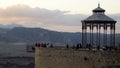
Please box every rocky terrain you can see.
[0,43,34,68]
[0,57,34,68]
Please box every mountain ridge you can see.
[0,27,119,45]
[0,27,81,44]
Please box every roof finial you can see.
[98,0,100,8]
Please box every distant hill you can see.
[0,27,81,44]
[0,27,119,45]
[0,24,23,29]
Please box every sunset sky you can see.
[0,0,119,32]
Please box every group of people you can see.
[33,42,118,51]
[66,43,116,51]
[66,43,82,49]
[35,43,53,48]
[66,43,93,49]
[66,43,115,50]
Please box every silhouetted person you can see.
[103,46,108,51]
[38,43,40,47]
[79,43,82,48]
[50,44,53,48]
[66,44,69,48]
[88,44,91,50]
[35,43,37,47]
[40,43,44,47]
[97,45,100,50]
[44,43,47,48]
[76,44,79,49]
[86,44,89,49]
[32,47,35,51]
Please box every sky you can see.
[0,0,119,32]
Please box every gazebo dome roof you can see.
[93,4,105,12]
[82,4,116,23]
[83,14,116,22]
[93,7,105,12]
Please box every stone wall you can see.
[35,47,120,68]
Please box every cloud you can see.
[0,4,119,32]
[0,4,86,25]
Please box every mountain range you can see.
[0,27,81,44]
[0,26,119,45]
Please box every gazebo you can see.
[81,4,116,48]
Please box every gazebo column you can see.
[91,24,94,46]
[110,23,115,48]
[103,24,106,47]
[110,24,113,47]
[98,25,101,47]
[90,24,92,46]
[96,24,99,47]
[103,24,107,47]
[82,23,85,46]
[105,24,107,46]
[85,24,87,47]
[113,23,116,48]
[82,23,87,47]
